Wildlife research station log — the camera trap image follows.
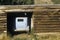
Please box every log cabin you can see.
[0,0,60,35]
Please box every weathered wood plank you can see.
[0,4,60,9]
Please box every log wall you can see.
[0,12,7,32]
[33,8,60,33]
[0,5,60,33]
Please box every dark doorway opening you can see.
[7,12,33,36]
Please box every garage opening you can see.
[7,12,33,36]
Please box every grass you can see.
[0,31,60,40]
[52,0,60,4]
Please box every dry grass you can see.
[0,32,60,40]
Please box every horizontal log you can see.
[0,26,7,28]
[0,5,60,13]
[34,30,60,32]
[34,28,60,30]
[4,9,60,12]
[34,14,60,15]
[0,18,6,20]
[34,20,60,22]
[0,4,60,9]
[0,13,7,16]
[0,16,6,17]
[34,26,60,28]
[34,23,60,24]
[0,23,7,26]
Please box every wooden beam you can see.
[0,4,60,10]
[4,9,60,12]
